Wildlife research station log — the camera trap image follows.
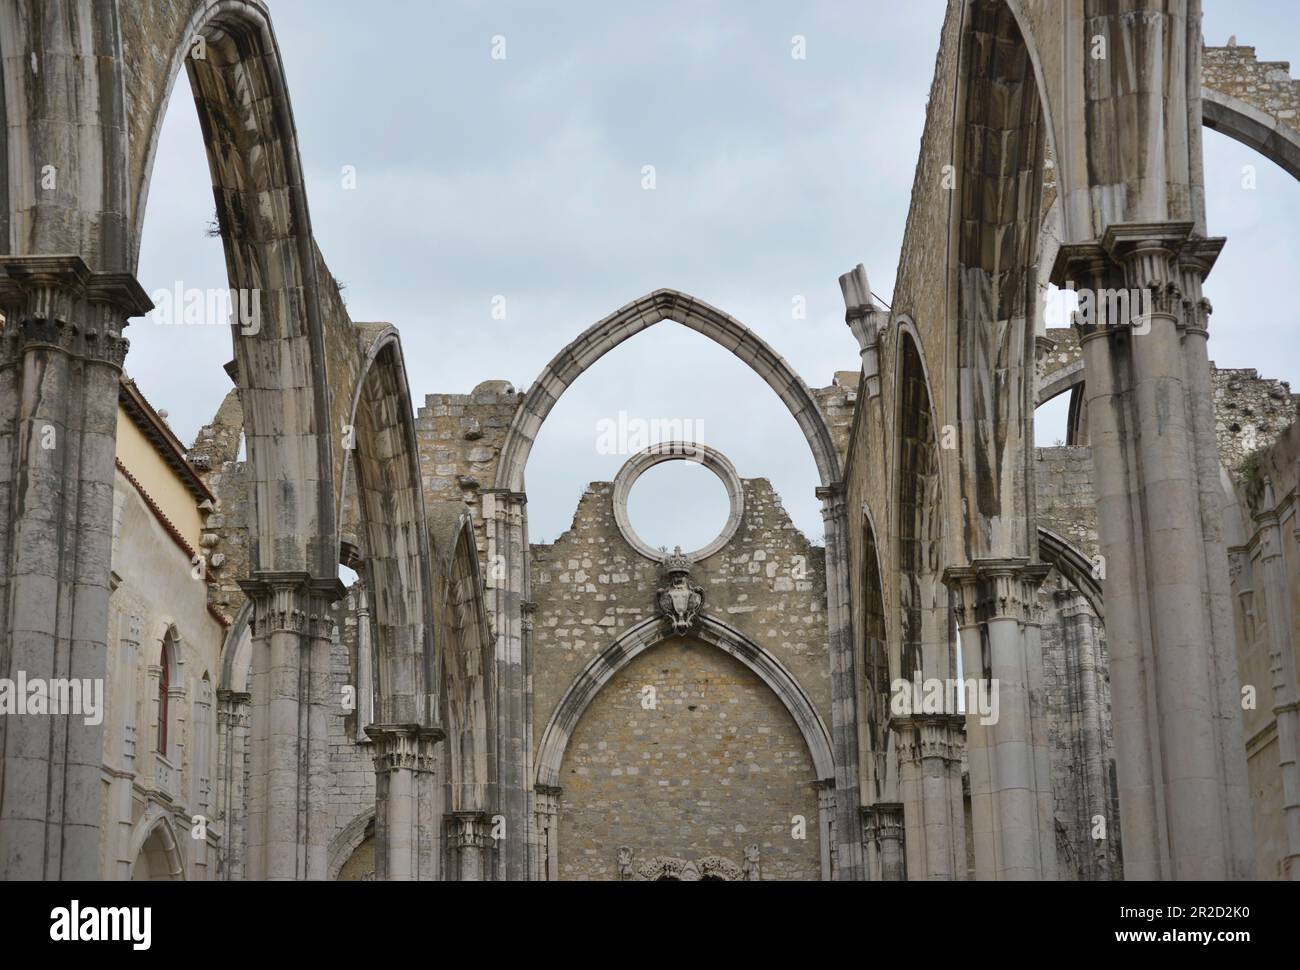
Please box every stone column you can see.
[534,784,561,882]
[0,257,150,880]
[862,802,906,881]
[1056,589,1115,881]
[447,811,494,881]
[483,488,530,881]
[894,714,966,880]
[818,483,864,880]
[1056,224,1254,879]
[215,689,251,881]
[369,723,443,881]
[815,779,837,880]
[945,559,1055,880]
[239,573,344,880]
[1254,483,1300,880]
[353,581,375,742]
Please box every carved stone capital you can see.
[239,572,347,639]
[862,802,905,844]
[943,558,1050,625]
[892,713,966,766]
[366,723,444,774]
[446,811,494,851]
[0,256,151,369]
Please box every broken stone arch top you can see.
[611,441,745,563]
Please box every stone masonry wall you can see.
[1211,366,1298,478]
[559,638,821,881]
[532,474,829,879]
[1203,44,1300,124]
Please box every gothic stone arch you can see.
[341,327,437,728]
[535,613,835,880]
[488,288,861,879]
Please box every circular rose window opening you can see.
[613,443,745,562]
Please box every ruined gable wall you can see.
[531,476,829,879]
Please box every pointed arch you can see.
[433,505,496,815]
[895,329,948,682]
[858,502,890,800]
[494,289,841,493]
[536,613,834,792]
[952,0,1048,561]
[130,0,337,576]
[128,811,185,882]
[1036,527,1104,621]
[340,326,436,726]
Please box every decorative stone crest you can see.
[656,546,704,635]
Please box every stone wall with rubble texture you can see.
[1211,367,1298,478]
[531,474,829,879]
[415,381,523,564]
[1203,45,1300,124]
[559,637,821,881]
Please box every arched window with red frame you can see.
[157,640,172,756]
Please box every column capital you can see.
[892,713,966,766]
[238,572,346,638]
[943,558,1051,624]
[0,256,152,370]
[481,487,527,507]
[446,811,494,851]
[366,722,445,774]
[861,802,905,842]
[816,483,847,513]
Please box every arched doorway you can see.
[130,817,184,882]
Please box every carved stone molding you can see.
[655,547,704,636]
[611,441,745,563]
[627,853,746,882]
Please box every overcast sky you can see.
[133,1,1300,552]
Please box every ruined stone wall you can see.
[812,372,860,468]
[531,475,829,879]
[1203,44,1300,124]
[328,585,377,855]
[559,638,821,881]
[188,390,249,625]
[531,478,830,733]
[1212,367,1298,478]
[1034,446,1098,554]
[416,381,523,562]
[1228,418,1300,879]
